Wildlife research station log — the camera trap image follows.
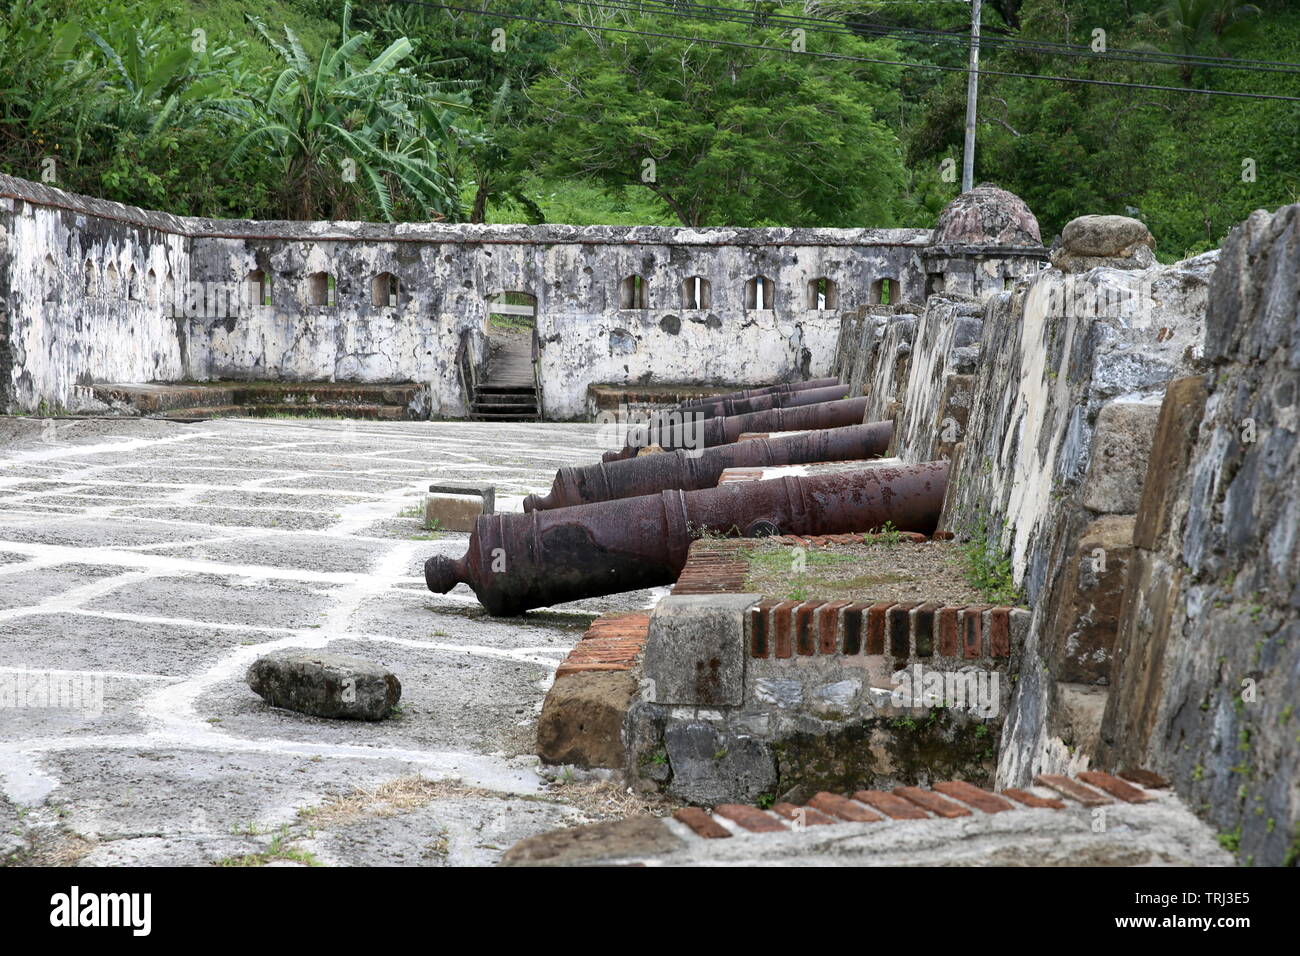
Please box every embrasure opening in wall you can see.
[620,274,648,310]
[307,271,335,307]
[745,275,775,310]
[871,276,897,305]
[245,270,272,308]
[682,275,711,309]
[371,272,400,308]
[808,276,838,310]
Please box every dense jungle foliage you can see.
[1,0,1296,259]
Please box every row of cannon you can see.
[426,378,948,616]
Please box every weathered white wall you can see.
[0,174,931,418]
[860,313,917,424]
[892,296,984,461]
[0,188,190,413]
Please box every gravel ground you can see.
[0,416,672,867]
[740,539,989,605]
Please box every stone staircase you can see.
[470,333,539,422]
[85,382,425,420]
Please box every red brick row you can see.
[671,540,751,594]
[747,600,1016,660]
[554,612,650,677]
[667,774,1163,840]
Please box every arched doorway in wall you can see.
[470,291,540,421]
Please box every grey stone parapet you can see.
[0,172,931,248]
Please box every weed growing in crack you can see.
[957,515,1023,606]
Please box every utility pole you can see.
[962,0,982,193]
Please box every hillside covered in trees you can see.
[1,0,1295,259]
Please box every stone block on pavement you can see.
[425,492,487,532]
[246,651,401,720]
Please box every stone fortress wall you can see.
[831,202,1298,865]
[0,172,947,419]
[7,167,1293,863]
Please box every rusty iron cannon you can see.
[682,383,850,422]
[601,396,869,463]
[525,420,892,512]
[678,377,840,410]
[426,461,948,616]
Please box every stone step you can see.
[160,403,411,421]
[474,392,537,405]
[468,411,539,422]
[483,377,536,388]
[90,381,421,416]
[89,383,237,414]
[227,383,421,407]
[471,402,537,413]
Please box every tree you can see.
[1152,0,1262,86]
[0,0,103,178]
[515,6,908,227]
[230,2,471,220]
[352,0,560,221]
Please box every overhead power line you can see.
[393,0,1300,102]
[570,0,1300,76]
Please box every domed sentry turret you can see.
[923,184,1049,299]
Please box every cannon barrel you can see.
[525,420,892,512]
[426,461,948,616]
[678,377,840,410]
[684,383,850,422]
[602,396,869,463]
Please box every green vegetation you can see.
[216,825,324,866]
[959,518,1024,606]
[1217,826,1242,854]
[865,521,903,547]
[0,0,1295,253]
[743,543,906,602]
[230,5,469,220]
[518,8,908,226]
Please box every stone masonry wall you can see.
[922,255,1217,793]
[940,258,1215,595]
[629,538,1024,806]
[0,173,930,418]
[1098,204,1300,867]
